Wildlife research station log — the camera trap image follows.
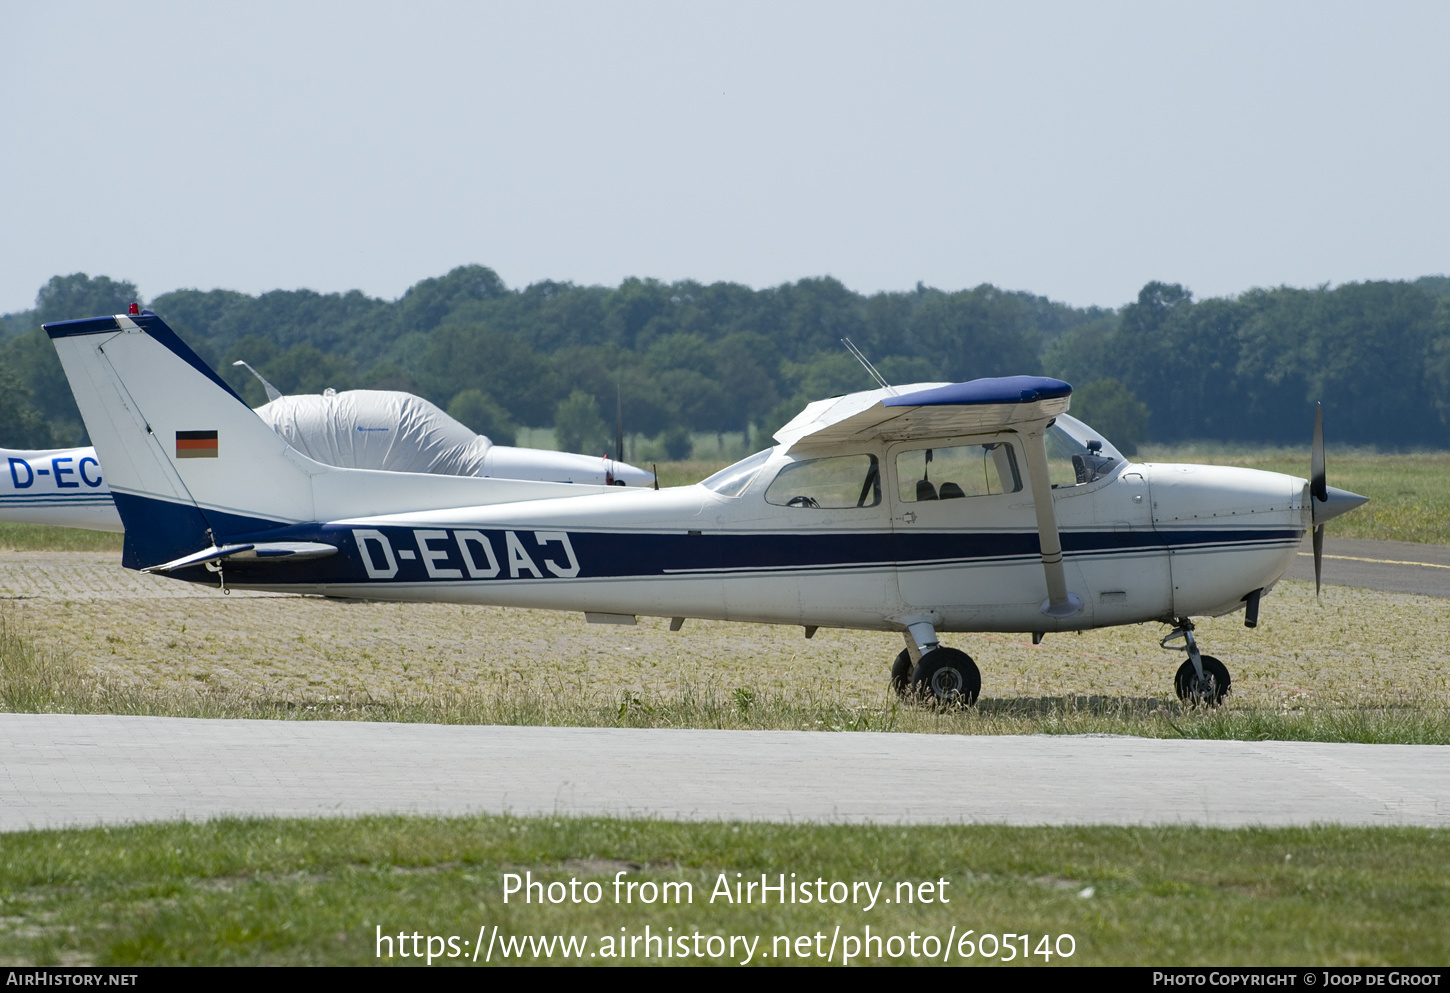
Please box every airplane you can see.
[3,316,653,533]
[43,309,1369,705]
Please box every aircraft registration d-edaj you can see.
[44,310,1368,705]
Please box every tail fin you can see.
[45,312,314,568]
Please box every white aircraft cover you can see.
[255,391,492,476]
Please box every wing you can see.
[774,377,1073,449]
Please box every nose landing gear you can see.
[1162,619,1231,705]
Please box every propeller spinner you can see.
[1309,402,1371,594]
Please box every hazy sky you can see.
[3,1,1447,314]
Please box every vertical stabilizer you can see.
[45,312,315,567]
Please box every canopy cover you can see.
[255,391,492,476]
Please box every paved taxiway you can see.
[3,713,1447,831]
[1286,536,1450,597]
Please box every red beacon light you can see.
[128,302,140,315]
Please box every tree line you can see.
[3,268,1448,456]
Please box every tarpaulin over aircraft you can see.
[255,390,493,476]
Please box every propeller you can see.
[1308,401,1370,595]
[1311,403,1326,594]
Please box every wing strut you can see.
[1020,424,1084,619]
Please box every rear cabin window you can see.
[896,443,1022,503]
[765,454,881,509]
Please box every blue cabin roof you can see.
[884,376,1072,408]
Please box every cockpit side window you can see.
[764,454,881,509]
[896,443,1022,503]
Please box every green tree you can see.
[447,389,517,446]
[0,367,53,448]
[417,324,556,426]
[258,345,356,397]
[1042,315,1119,386]
[398,265,507,335]
[553,391,610,455]
[1070,379,1149,455]
[658,424,693,459]
[0,332,85,445]
[35,273,140,325]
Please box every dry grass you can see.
[4,550,1448,741]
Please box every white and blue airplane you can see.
[3,329,653,534]
[43,309,1367,705]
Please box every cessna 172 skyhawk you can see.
[44,310,1368,705]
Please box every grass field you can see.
[2,815,1446,966]
[0,522,122,553]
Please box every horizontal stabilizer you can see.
[142,544,256,573]
[143,541,339,573]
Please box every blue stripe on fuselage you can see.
[167,518,1303,587]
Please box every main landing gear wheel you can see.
[910,647,981,707]
[890,649,914,696]
[1174,655,1231,706]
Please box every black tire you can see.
[910,647,981,707]
[1174,654,1231,705]
[890,649,914,696]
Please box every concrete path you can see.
[3,714,1446,832]
[1284,535,1450,597]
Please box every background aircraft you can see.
[3,315,653,532]
[45,310,1367,705]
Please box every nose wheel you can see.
[1174,655,1231,705]
[1162,620,1232,705]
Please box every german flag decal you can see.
[175,430,218,458]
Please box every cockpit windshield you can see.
[700,448,773,498]
[1046,418,1121,487]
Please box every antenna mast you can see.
[841,338,896,395]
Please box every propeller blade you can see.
[1311,402,1327,503]
[1313,523,1324,596]
[1312,403,1325,596]
[1306,402,1366,594]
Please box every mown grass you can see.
[1,815,1446,966]
[5,607,1448,744]
[0,521,123,552]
